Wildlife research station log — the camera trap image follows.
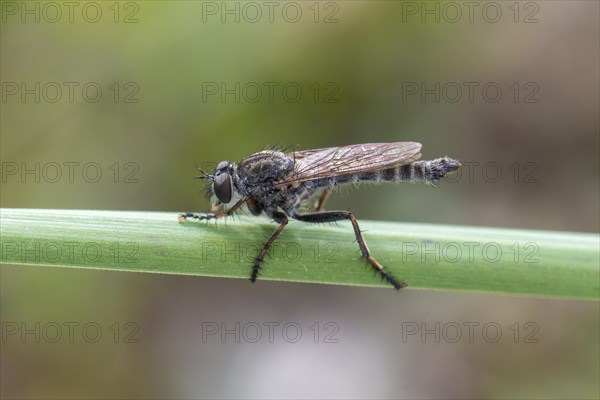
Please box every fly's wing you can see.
[276,142,422,187]
[286,146,337,160]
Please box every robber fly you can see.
[179,142,460,289]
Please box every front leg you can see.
[178,198,246,222]
[292,210,406,290]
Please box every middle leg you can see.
[314,187,332,212]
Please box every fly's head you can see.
[195,161,239,208]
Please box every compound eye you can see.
[213,173,232,203]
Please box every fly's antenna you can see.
[195,163,214,180]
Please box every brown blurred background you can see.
[1,1,598,399]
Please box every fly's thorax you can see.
[237,150,294,184]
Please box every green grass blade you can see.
[1,208,598,299]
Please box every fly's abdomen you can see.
[308,157,460,188]
[358,157,460,185]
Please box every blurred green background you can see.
[1,1,598,399]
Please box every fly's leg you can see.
[251,212,288,283]
[314,188,332,212]
[291,187,331,212]
[178,198,246,222]
[292,210,406,290]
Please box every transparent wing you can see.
[287,146,336,160]
[276,142,422,186]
